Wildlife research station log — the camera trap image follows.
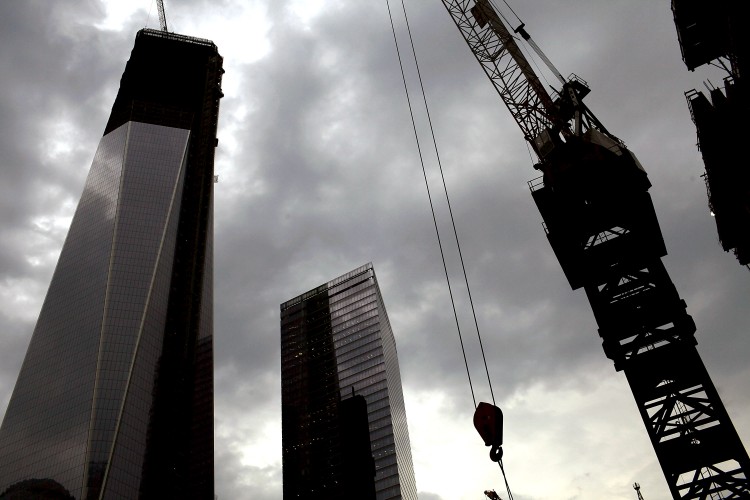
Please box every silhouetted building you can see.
[0,28,223,499]
[280,263,418,499]
[672,0,750,265]
[685,81,750,265]
[339,394,376,498]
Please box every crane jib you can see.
[441,0,628,165]
[442,0,560,158]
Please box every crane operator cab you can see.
[528,77,667,290]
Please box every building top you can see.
[280,262,374,310]
[670,0,737,72]
[137,28,217,50]
[104,28,223,135]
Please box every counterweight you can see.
[438,1,750,497]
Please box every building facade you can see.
[0,29,223,499]
[280,264,418,500]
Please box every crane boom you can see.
[439,1,750,498]
[441,0,555,154]
[156,0,168,32]
[440,0,618,160]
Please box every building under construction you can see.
[672,0,749,265]
[0,26,223,499]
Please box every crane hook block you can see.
[473,402,504,447]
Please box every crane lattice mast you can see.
[634,482,645,500]
[438,1,750,498]
[156,0,168,32]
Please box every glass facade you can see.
[0,28,222,500]
[281,264,418,500]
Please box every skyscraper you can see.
[0,28,223,499]
[280,263,418,500]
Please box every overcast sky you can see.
[1,1,748,499]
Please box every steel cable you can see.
[385,0,477,409]
[398,0,496,406]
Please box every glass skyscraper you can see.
[280,263,418,500]
[0,29,222,499]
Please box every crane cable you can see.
[144,1,154,28]
[385,0,477,409]
[494,0,523,25]
[386,2,518,497]
[489,0,567,89]
[489,0,516,28]
[385,0,502,412]
[401,0,498,408]
[499,457,515,500]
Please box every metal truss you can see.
[586,255,750,499]
[440,1,750,496]
[439,0,556,149]
[527,167,750,499]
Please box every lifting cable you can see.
[397,0,497,408]
[144,1,154,27]
[385,0,499,409]
[386,0,502,413]
[498,457,514,500]
[384,0,478,409]
[385,1,522,496]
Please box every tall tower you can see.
[280,263,418,500]
[0,28,223,499]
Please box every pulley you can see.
[473,402,504,462]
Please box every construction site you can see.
[0,1,746,499]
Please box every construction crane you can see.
[634,482,645,500]
[156,0,168,32]
[438,1,750,498]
